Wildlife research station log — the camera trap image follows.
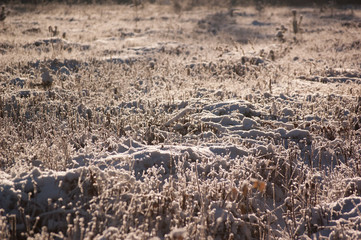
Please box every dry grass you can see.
[0,2,361,239]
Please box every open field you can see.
[0,2,361,239]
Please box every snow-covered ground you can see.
[0,2,361,239]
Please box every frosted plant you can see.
[255,0,264,16]
[268,49,275,61]
[276,25,287,42]
[0,5,6,22]
[292,10,303,34]
[48,26,59,37]
[172,0,182,15]
[41,66,54,88]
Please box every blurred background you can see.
[0,0,360,6]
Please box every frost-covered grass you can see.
[0,2,361,239]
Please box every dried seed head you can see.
[253,180,266,193]
[229,187,238,201]
[242,183,249,197]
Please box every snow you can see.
[285,129,310,140]
[164,107,195,127]
[242,117,257,130]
